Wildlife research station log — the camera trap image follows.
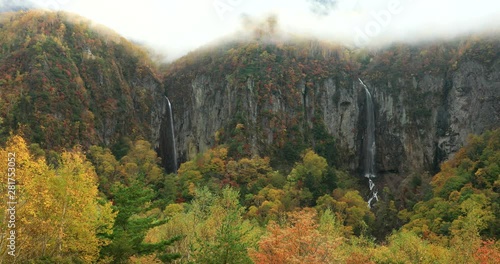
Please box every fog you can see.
[1,0,500,61]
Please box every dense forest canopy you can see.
[0,10,499,263]
[0,10,162,151]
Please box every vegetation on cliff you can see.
[164,24,500,172]
[0,10,161,151]
[0,10,498,263]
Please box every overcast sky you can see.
[2,0,500,61]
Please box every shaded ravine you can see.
[359,79,379,208]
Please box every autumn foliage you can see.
[251,209,340,264]
[0,9,499,264]
[0,11,161,151]
[0,136,115,263]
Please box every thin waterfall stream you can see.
[359,79,379,208]
[165,96,177,173]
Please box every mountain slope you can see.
[0,10,164,150]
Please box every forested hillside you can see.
[0,10,498,264]
[0,11,164,151]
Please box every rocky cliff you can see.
[162,37,500,179]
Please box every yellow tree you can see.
[119,140,164,184]
[449,194,494,263]
[51,151,116,262]
[331,189,375,236]
[372,231,451,263]
[0,136,115,263]
[0,135,53,262]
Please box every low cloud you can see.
[2,0,500,61]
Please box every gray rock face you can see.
[351,59,499,175]
[167,75,239,161]
[147,75,167,149]
[317,78,361,170]
[160,57,500,177]
[442,61,500,155]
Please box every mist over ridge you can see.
[1,0,499,61]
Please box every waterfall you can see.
[359,79,379,208]
[160,96,177,174]
[166,96,178,173]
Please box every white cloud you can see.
[4,0,500,61]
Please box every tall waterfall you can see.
[166,96,178,173]
[160,96,177,174]
[359,79,378,208]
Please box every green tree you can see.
[87,145,121,197]
[193,187,256,264]
[100,180,180,263]
[288,149,332,203]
